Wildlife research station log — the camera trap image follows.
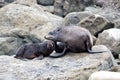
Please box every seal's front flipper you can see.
[49,47,67,58]
[33,55,44,60]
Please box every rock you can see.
[97,8,120,22]
[0,3,64,40]
[96,28,120,57]
[0,0,15,8]
[94,0,105,7]
[0,3,45,29]
[0,45,117,80]
[78,14,114,36]
[92,35,97,45]
[115,59,120,65]
[0,37,19,55]
[30,12,64,40]
[37,0,54,6]
[14,0,37,6]
[41,6,54,13]
[88,71,120,80]
[53,0,67,17]
[113,19,120,28]
[0,2,5,8]
[85,0,120,23]
[102,0,120,11]
[83,0,94,6]
[0,28,41,55]
[64,11,94,26]
[84,6,102,13]
[110,65,120,72]
[54,0,87,17]
[5,0,15,3]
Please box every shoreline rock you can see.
[0,45,117,80]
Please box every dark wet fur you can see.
[14,40,55,60]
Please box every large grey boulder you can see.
[94,0,105,7]
[14,0,37,6]
[78,14,114,36]
[113,19,120,28]
[30,12,64,40]
[54,0,94,17]
[97,8,120,23]
[64,11,94,26]
[96,28,120,57]
[0,28,41,55]
[0,45,117,80]
[0,0,15,8]
[96,0,120,23]
[84,6,102,13]
[37,0,54,6]
[88,71,120,80]
[41,6,54,13]
[0,2,64,40]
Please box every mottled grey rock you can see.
[113,19,120,28]
[0,0,15,7]
[78,14,114,36]
[0,28,41,55]
[14,0,37,6]
[110,65,120,72]
[96,28,120,57]
[64,11,94,26]
[97,0,120,22]
[97,8,120,22]
[84,6,102,13]
[54,0,87,17]
[0,3,64,40]
[88,71,120,80]
[37,0,54,6]
[41,6,54,13]
[0,45,116,80]
[94,0,105,7]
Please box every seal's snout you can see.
[44,35,50,39]
[44,35,55,40]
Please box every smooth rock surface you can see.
[0,45,116,80]
[0,28,41,55]
[0,3,64,40]
[88,71,120,80]
[37,0,54,6]
[113,19,120,28]
[64,11,94,26]
[78,14,113,36]
[54,0,87,17]
[96,28,120,56]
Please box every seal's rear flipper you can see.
[88,49,108,54]
[86,41,108,54]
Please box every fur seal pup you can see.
[45,26,106,58]
[14,40,55,60]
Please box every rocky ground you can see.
[0,45,117,80]
[0,0,120,80]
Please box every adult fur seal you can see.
[45,26,106,58]
[14,40,55,60]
